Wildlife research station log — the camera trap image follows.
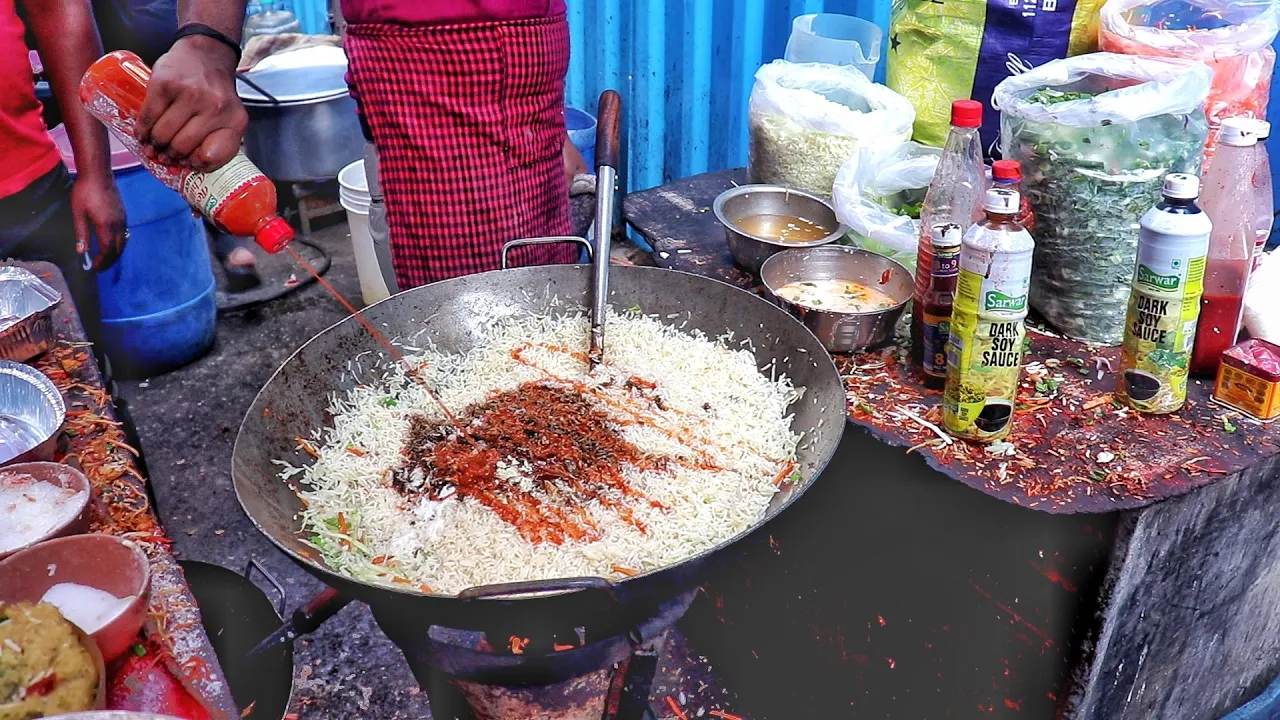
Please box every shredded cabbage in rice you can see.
[277,310,803,594]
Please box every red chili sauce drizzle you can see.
[397,382,670,545]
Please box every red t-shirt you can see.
[0,0,59,199]
[340,0,566,26]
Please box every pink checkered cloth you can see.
[344,15,578,287]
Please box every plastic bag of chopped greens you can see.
[748,60,915,198]
[993,53,1212,345]
[831,141,941,272]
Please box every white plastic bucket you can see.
[338,160,390,305]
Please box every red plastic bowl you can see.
[0,533,151,662]
[0,462,92,560]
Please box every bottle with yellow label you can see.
[1117,173,1212,413]
[942,188,1035,443]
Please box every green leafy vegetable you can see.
[1025,88,1096,105]
[1223,416,1237,434]
[1003,98,1208,344]
[888,200,923,219]
[380,397,398,408]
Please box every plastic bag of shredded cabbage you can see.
[994,53,1212,346]
[1101,0,1280,168]
[831,141,941,272]
[887,0,1105,153]
[748,60,914,198]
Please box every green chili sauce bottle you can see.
[942,188,1035,443]
[1117,173,1212,414]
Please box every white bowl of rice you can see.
[0,462,91,560]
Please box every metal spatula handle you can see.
[590,89,621,370]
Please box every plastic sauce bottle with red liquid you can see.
[912,99,986,365]
[79,50,294,253]
[1250,120,1273,273]
[1191,118,1261,376]
[991,160,1035,233]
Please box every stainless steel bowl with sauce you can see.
[713,185,847,274]
[760,246,913,354]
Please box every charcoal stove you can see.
[372,590,697,720]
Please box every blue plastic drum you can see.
[51,126,216,376]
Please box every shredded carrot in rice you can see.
[296,437,320,458]
[771,462,796,486]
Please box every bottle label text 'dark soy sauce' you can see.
[1118,173,1212,413]
[943,188,1035,443]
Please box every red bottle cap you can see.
[255,217,295,254]
[992,160,1022,182]
[951,99,983,128]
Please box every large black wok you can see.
[231,262,846,633]
[231,90,846,639]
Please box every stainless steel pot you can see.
[760,246,913,354]
[237,67,364,183]
[713,184,846,274]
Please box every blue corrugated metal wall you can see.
[565,0,891,194]
[282,0,331,35]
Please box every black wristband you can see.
[173,23,242,62]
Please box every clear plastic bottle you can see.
[79,51,294,253]
[1251,120,1273,272]
[912,99,986,364]
[1191,118,1260,376]
[942,188,1035,443]
[1117,173,1212,414]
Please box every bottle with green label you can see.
[1117,173,1213,414]
[942,188,1035,443]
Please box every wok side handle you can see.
[245,558,287,616]
[458,576,619,605]
[501,236,592,270]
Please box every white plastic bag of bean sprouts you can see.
[831,141,941,272]
[748,60,915,198]
[1244,251,1280,344]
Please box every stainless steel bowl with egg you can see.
[760,246,913,353]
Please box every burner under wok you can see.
[373,590,697,720]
